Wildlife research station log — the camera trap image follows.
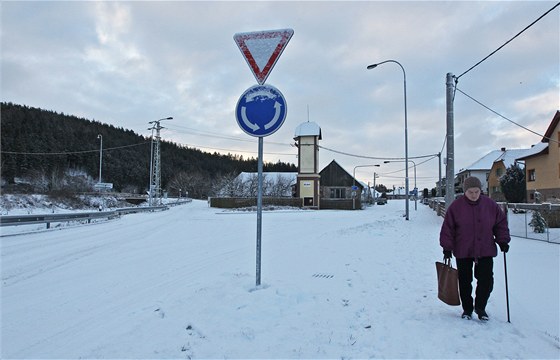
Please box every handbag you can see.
[435,258,461,306]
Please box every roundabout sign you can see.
[233,28,294,287]
[235,84,287,137]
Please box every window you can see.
[330,188,346,199]
[528,169,536,182]
[496,168,503,177]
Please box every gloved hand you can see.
[443,250,452,259]
[499,243,509,253]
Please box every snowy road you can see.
[2,200,559,358]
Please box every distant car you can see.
[376,197,387,205]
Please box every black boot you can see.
[475,308,489,321]
[461,311,472,320]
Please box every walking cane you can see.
[503,251,511,323]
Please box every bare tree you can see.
[269,174,293,197]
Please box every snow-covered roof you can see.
[461,144,548,173]
[515,142,549,160]
[462,150,503,171]
[493,144,548,168]
[294,121,322,140]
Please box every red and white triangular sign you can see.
[234,28,294,85]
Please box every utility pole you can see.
[148,117,173,206]
[437,152,442,197]
[445,73,455,208]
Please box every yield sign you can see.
[233,28,294,85]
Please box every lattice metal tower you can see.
[148,117,172,206]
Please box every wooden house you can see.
[319,160,364,209]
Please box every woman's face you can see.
[465,187,481,202]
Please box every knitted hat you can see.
[463,176,482,192]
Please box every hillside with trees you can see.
[1,102,296,199]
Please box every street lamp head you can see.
[366,64,378,70]
[165,117,173,120]
[384,160,390,164]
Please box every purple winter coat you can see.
[440,195,510,259]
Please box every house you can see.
[516,111,560,202]
[487,145,547,201]
[319,160,364,209]
[456,150,504,194]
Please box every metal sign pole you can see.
[233,29,293,288]
[256,136,264,286]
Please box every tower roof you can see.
[294,121,322,140]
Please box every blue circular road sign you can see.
[235,84,287,137]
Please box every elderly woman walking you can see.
[439,176,511,320]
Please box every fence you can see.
[208,197,303,209]
[208,197,362,210]
[427,198,560,244]
[504,203,560,244]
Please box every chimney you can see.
[501,147,506,152]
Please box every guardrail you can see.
[0,206,168,229]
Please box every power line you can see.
[456,2,560,81]
[165,124,292,147]
[317,145,438,161]
[181,142,296,157]
[2,142,149,156]
[455,87,559,144]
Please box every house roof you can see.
[542,110,560,143]
[461,150,504,171]
[515,111,558,160]
[319,160,363,189]
[493,143,548,167]
[515,142,549,161]
[461,144,547,173]
[294,121,322,140]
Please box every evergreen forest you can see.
[1,102,297,199]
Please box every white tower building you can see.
[294,121,322,208]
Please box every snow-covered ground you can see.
[1,199,559,359]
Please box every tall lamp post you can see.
[373,172,379,205]
[353,164,380,209]
[385,160,417,211]
[97,134,103,184]
[367,60,409,220]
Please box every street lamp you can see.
[384,159,417,211]
[367,60,409,220]
[373,172,380,205]
[353,164,380,209]
[97,134,103,183]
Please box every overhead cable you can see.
[2,142,149,156]
[456,2,560,81]
[317,145,438,161]
[455,87,558,144]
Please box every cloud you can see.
[1,1,558,190]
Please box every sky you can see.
[2,1,559,191]
[1,198,559,358]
